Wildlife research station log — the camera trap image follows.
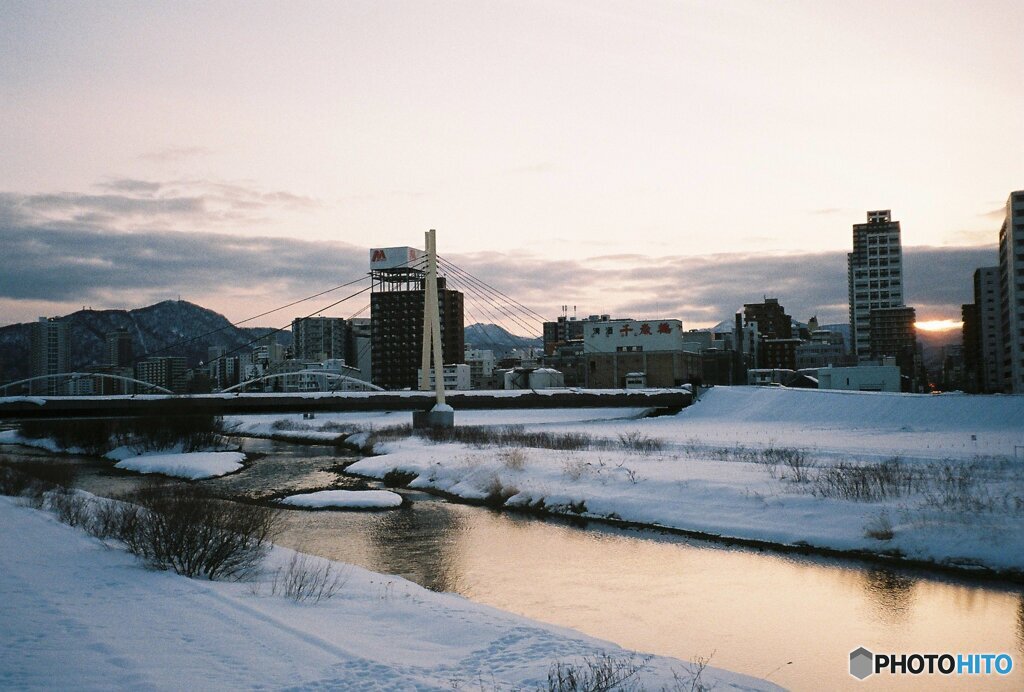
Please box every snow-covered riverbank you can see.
[0,496,772,690]
[338,387,1024,575]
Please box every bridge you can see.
[0,389,691,419]
[1,232,698,421]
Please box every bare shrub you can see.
[84,499,144,541]
[271,419,311,432]
[271,552,349,603]
[119,486,282,580]
[863,510,895,540]
[498,448,527,471]
[482,476,518,507]
[382,469,417,487]
[562,458,591,481]
[545,653,650,692]
[362,424,413,451]
[19,411,229,457]
[814,457,916,501]
[423,425,600,451]
[0,459,78,505]
[48,487,92,527]
[18,419,111,456]
[618,431,664,454]
[0,461,37,497]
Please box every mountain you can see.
[464,323,542,355]
[0,300,288,383]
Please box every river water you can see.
[3,436,1022,691]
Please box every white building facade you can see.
[848,210,905,363]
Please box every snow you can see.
[279,489,403,509]
[112,452,245,480]
[0,496,773,690]
[0,429,83,454]
[338,387,1024,574]
[226,407,649,440]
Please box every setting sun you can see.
[915,319,963,332]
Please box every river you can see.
[3,436,1022,690]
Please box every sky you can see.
[1,0,1022,333]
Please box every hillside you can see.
[464,323,542,355]
[0,301,286,383]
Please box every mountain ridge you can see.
[0,300,284,383]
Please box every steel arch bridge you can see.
[222,371,384,393]
[0,372,174,396]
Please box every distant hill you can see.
[464,323,542,356]
[0,300,287,383]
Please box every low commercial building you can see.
[816,361,901,392]
[417,363,471,391]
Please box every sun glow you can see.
[915,320,963,332]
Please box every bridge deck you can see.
[0,389,691,419]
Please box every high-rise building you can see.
[848,210,905,362]
[743,298,798,370]
[105,329,133,367]
[998,190,1024,392]
[968,267,1002,392]
[291,316,350,362]
[369,246,464,390]
[869,306,918,385]
[961,303,981,392]
[134,356,187,393]
[30,317,69,395]
[743,298,792,341]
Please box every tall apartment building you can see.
[965,267,1003,392]
[869,306,918,382]
[30,317,69,395]
[292,316,350,362]
[848,210,905,362]
[369,247,464,390]
[134,356,187,393]
[105,329,133,367]
[743,298,799,370]
[998,190,1024,392]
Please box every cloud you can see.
[95,179,164,194]
[0,180,319,234]
[137,146,213,163]
[0,186,995,331]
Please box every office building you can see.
[369,246,464,390]
[869,306,918,385]
[292,316,350,362]
[135,356,187,393]
[965,267,1002,392]
[743,298,797,370]
[998,191,1024,392]
[848,210,905,362]
[29,317,69,395]
[106,329,133,368]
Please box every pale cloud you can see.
[137,146,213,163]
[0,189,995,331]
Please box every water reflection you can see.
[366,503,466,592]
[3,438,1023,690]
[861,568,918,624]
